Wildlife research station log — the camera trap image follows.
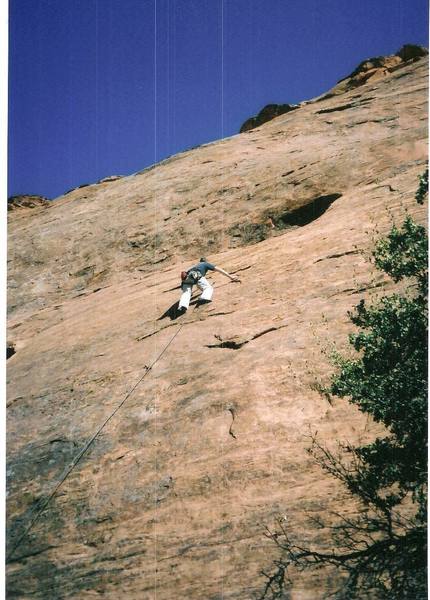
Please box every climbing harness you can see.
[181,269,203,285]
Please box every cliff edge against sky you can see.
[7,48,428,598]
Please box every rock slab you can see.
[6,52,428,599]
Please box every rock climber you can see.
[178,258,240,313]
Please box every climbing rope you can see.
[7,317,187,563]
[7,272,243,562]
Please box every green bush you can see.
[261,171,428,599]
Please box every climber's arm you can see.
[214,266,240,282]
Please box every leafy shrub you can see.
[261,171,428,599]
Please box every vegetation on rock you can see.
[261,171,428,599]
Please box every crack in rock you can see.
[329,281,387,298]
[315,249,361,263]
[7,544,58,564]
[228,407,237,439]
[315,99,372,114]
[231,264,253,274]
[206,324,288,350]
[6,396,24,408]
[136,311,235,341]
[350,281,386,294]
[136,322,181,341]
[316,102,355,114]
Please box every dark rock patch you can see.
[228,222,269,246]
[275,193,343,227]
[228,194,342,247]
[8,195,50,212]
[70,265,95,278]
[206,325,287,350]
[396,44,428,62]
[240,103,298,133]
[207,339,247,350]
[7,438,81,493]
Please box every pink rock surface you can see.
[7,53,427,598]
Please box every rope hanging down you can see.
[7,320,186,563]
[7,272,243,563]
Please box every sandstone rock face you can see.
[7,52,428,598]
[320,43,428,99]
[239,103,298,133]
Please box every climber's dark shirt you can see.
[189,261,215,276]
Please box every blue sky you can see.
[8,0,429,199]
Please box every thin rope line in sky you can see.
[220,4,225,598]
[153,1,158,597]
[95,0,99,178]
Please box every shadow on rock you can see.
[158,301,183,321]
[158,297,212,321]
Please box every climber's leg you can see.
[179,284,193,310]
[198,277,214,302]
